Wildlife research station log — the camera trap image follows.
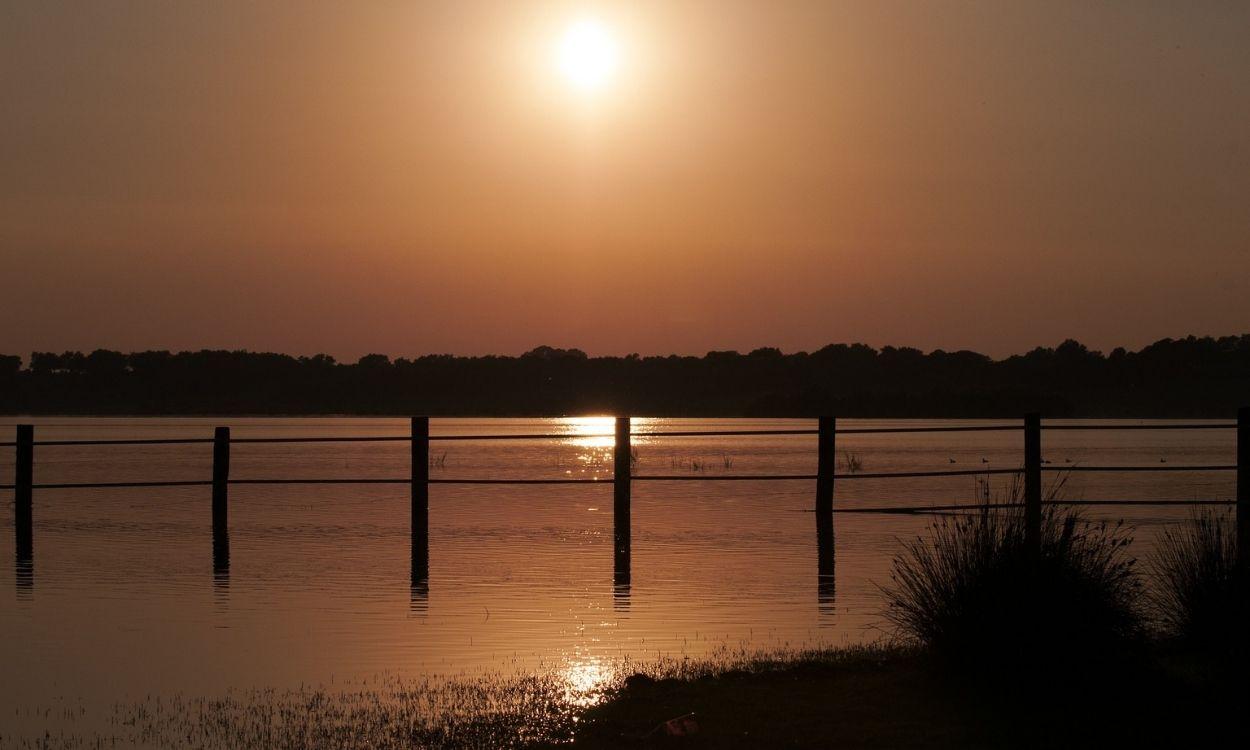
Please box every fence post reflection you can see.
[212,528,230,594]
[411,533,429,612]
[613,558,631,612]
[410,575,429,615]
[817,513,835,614]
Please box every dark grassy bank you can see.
[568,645,1248,749]
[571,506,1250,748]
[12,645,1243,749]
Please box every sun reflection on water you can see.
[559,657,617,708]
[555,416,654,481]
[560,416,618,449]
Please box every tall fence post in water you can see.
[15,424,34,570]
[1024,413,1042,555]
[816,417,836,590]
[211,427,230,585]
[212,427,230,532]
[1237,407,1249,572]
[614,417,631,584]
[816,417,836,522]
[411,417,430,584]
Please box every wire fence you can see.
[3,417,1242,508]
[7,414,1246,587]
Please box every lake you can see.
[0,417,1237,741]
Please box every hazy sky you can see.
[2,1,1247,360]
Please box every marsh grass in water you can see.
[0,649,903,750]
[4,671,587,749]
[841,450,864,473]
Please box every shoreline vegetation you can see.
[572,644,1247,748]
[7,644,1244,749]
[10,509,1248,749]
[3,334,1250,417]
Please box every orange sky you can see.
[2,1,1247,360]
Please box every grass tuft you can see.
[1149,509,1248,657]
[880,483,1142,673]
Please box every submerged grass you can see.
[3,671,584,749]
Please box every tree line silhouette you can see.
[2,336,1248,417]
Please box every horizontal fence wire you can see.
[5,466,1237,491]
[19,478,612,489]
[31,481,214,490]
[835,425,1018,434]
[31,438,216,446]
[13,478,1236,512]
[429,433,609,441]
[837,502,1023,514]
[233,478,608,485]
[1040,423,1235,430]
[835,498,1236,514]
[633,468,1022,481]
[634,474,815,481]
[231,436,410,444]
[1043,465,1236,472]
[837,468,1021,479]
[429,478,607,484]
[14,421,1239,447]
[635,429,816,437]
[1055,499,1235,505]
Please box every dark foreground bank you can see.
[567,646,1249,749]
[4,645,1247,748]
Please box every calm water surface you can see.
[0,417,1237,735]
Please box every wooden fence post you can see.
[212,427,230,532]
[411,417,430,582]
[15,424,33,565]
[614,417,631,581]
[816,417,836,605]
[1238,407,1248,572]
[1024,413,1042,554]
[816,417,836,522]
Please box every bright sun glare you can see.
[556,18,621,92]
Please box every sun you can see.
[556,18,621,92]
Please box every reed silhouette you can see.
[1150,510,1248,661]
[881,499,1142,674]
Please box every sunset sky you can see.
[2,0,1247,360]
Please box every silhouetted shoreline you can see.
[3,335,1248,417]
